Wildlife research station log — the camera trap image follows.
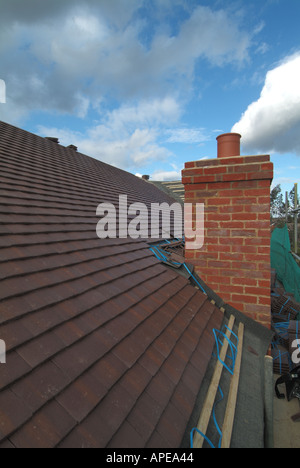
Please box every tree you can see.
[289,186,299,254]
[270,184,285,222]
[289,187,299,213]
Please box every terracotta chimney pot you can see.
[217,133,241,158]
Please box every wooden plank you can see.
[221,322,244,449]
[193,314,235,449]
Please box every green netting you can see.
[271,224,300,303]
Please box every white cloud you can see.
[38,124,173,170]
[165,127,210,144]
[0,1,252,125]
[103,98,181,136]
[37,97,178,170]
[150,170,182,181]
[0,0,259,179]
[271,177,297,190]
[232,52,300,155]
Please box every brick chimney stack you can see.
[182,133,273,327]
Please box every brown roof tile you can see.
[56,372,108,423]
[9,400,76,449]
[11,361,71,412]
[0,121,224,448]
[0,389,32,440]
[107,420,145,449]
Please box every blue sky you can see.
[0,0,299,196]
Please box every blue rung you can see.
[190,428,215,449]
[190,386,224,449]
[213,325,239,375]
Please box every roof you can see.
[150,181,185,205]
[0,121,224,448]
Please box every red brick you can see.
[218,189,244,198]
[232,180,258,189]
[258,197,271,204]
[232,213,257,221]
[185,162,195,169]
[222,222,245,229]
[207,229,231,238]
[244,188,270,197]
[205,221,219,229]
[232,245,257,254]
[245,286,266,296]
[243,270,267,280]
[247,238,270,246]
[258,262,271,271]
[226,206,244,213]
[247,155,270,164]
[218,292,233,303]
[258,179,272,188]
[204,166,227,175]
[211,182,231,190]
[235,197,257,205]
[219,237,244,246]
[195,251,216,260]
[185,194,195,202]
[207,245,231,253]
[205,205,219,213]
[196,267,220,277]
[258,213,271,221]
[232,277,257,287]
[261,162,274,172]
[207,260,232,269]
[203,175,218,183]
[247,170,273,181]
[245,204,270,214]
[223,173,247,182]
[234,163,261,173]
[222,269,244,278]
[212,213,231,222]
[184,183,207,191]
[182,168,204,177]
[193,160,217,169]
[259,296,271,306]
[207,276,231,286]
[257,280,271,288]
[245,254,270,263]
[206,237,219,245]
[230,286,246,295]
[219,156,245,166]
[232,294,258,304]
[193,190,218,198]
[207,198,232,206]
[244,304,270,315]
[232,261,257,270]
[231,229,256,237]
[220,252,243,262]
[182,177,193,185]
[185,251,196,260]
[258,230,271,238]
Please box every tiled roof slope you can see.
[0,121,223,448]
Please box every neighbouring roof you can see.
[150,181,185,205]
[0,121,225,448]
